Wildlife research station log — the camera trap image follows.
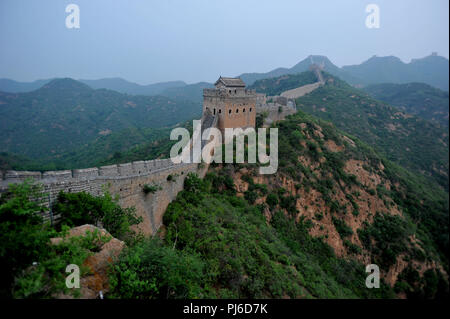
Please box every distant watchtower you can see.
[203,77,256,135]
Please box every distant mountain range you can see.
[239,53,449,91]
[342,54,449,91]
[79,78,187,96]
[0,77,187,96]
[239,55,360,87]
[0,78,201,161]
[1,53,448,99]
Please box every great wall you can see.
[0,69,324,236]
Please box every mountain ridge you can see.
[1,53,447,96]
[0,78,201,161]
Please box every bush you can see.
[0,181,51,298]
[332,217,353,239]
[143,184,161,194]
[244,190,258,204]
[266,193,279,208]
[53,191,142,243]
[109,239,205,299]
[12,228,111,298]
[0,181,119,298]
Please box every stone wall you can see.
[0,158,208,236]
[257,104,297,126]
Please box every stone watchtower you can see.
[203,76,256,135]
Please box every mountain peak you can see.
[410,53,449,64]
[40,78,92,92]
[364,55,403,65]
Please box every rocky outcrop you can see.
[51,224,125,299]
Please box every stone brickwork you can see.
[203,77,256,135]
[0,158,208,236]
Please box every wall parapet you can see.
[0,157,190,187]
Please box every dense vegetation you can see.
[363,82,449,127]
[1,107,448,299]
[273,110,448,270]
[108,110,448,299]
[0,118,196,172]
[108,172,394,298]
[0,126,172,171]
[295,73,449,190]
[0,181,141,298]
[249,71,317,96]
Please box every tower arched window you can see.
[249,108,252,112]
[213,108,216,115]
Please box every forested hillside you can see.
[0,78,201,162]
[363,83,449,127]
[109,111,449,299]
[248,71,318,96]
[295,73,449,190]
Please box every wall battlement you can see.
[0,159,206,235]
[0,158,178,185]
[203,88,256,98]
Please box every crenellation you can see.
[154,159,162,169]
[99,164,119,176]
[118,163,133,176]
[145,160,155,171]
[5,170,42,182]
[132,161,147,174]
[162,158,172,168]
[72,167,99,179]
[42,170,72,181]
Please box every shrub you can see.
[244,190,258,204]
[266,193,279,208]
[53,191,142,243]
[143,184,161,194]
[332,217,353,239]
[108,239,205,299]
[0,181,50,298]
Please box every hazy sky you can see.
[0,0,448,84]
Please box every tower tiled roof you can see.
[215,76,246,87]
